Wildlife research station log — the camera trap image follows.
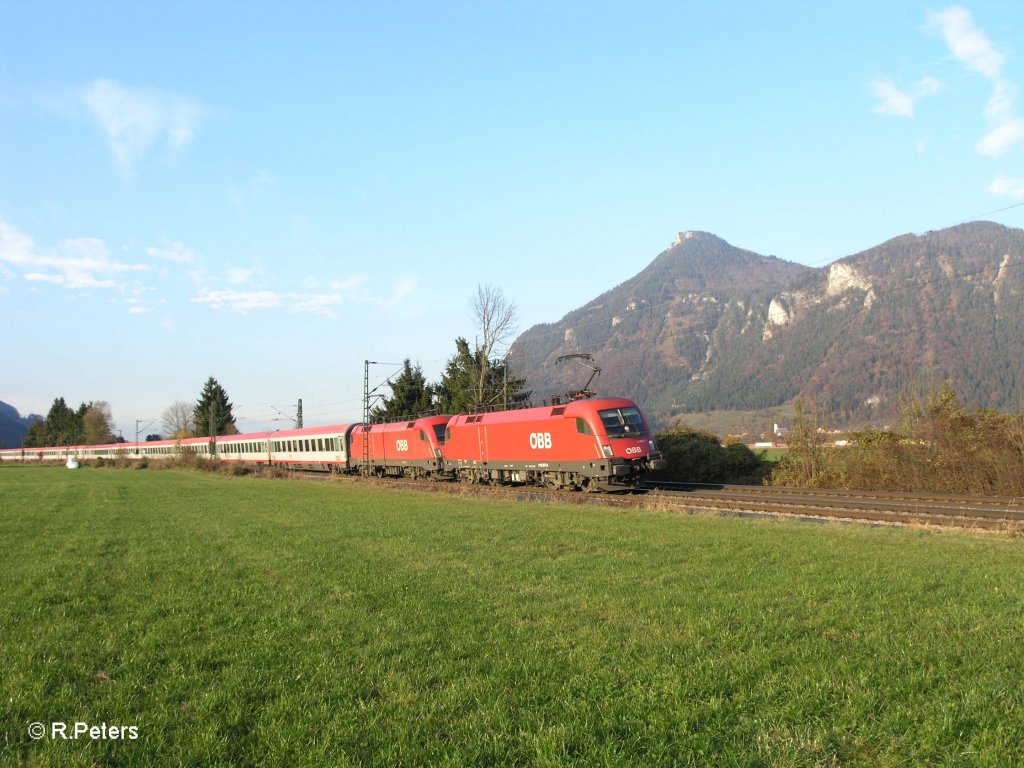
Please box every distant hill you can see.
[509,222,1024,427]
[0,401,41,449]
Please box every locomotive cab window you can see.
[598,407,646,439]
[576,418,594,436]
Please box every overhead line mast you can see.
[363,360,373,472]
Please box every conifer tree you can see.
[434,338,530,414]
[23,397,81,447]
[371,360,435,421]
[193,377,236,437]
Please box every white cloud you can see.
[928,6,1005,79]
[225,266,259,284]
[870,76,939,118]
[378,276,417,308]
[0,218,37,268]
[191,289,283,313]
[988,174,1024,198]
[984,79,1018,123]
[190,288,342,317]
[977,120,1024,157]
[145,243,196,264]
[82,78,207,172]
[0,219,148,290]
[330,275,370,292]
[189,274,415,318]
[125,286,157,314]
[927,7,1024,158]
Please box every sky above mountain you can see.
[2,1,1023,435]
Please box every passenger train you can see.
[0,396,666,491]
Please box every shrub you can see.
[652,423,770,484]
[772,385,1024,494]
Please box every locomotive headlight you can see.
[649,440,656,451]
[602,445,613,457]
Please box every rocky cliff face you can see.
[509,222,1024,427]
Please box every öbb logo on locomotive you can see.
[529,432,552,450]
[2,396,668,492]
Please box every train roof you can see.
[353,415,452,433]
[449,396,641,426]
[221,423,356,441]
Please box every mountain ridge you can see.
[0,401,42,449]
[509,221,1024,427]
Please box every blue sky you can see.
[2,1,1023,436]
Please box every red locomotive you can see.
[443,396,665,491]
[349,416,449,479]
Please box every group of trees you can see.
[372,343,530,421]
[372,286,529,420]
[160,377,237,439]
[22,399,118,448]
[21,377,238,448]
[21,285,525,446]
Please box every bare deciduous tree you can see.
[471,283,518,405]
[161,400,195,439]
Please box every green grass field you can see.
[2,466,1023,767]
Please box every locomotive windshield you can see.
[433,423,447,444]
[598,406,646,439]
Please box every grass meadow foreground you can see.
[1,467,1023,766]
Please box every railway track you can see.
[171,464,1024,532]
[300,471,1022,532]
[638,481,1024,531]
